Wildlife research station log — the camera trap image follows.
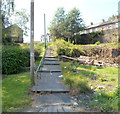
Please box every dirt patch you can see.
[70,92,101,112]
[82,45,120,66]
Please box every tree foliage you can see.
[1,0,14,28]
[1,0,29,43]
[10,9,29,36]
[49,7,66,39]
[49,7,85,43]
[108,15,116,21]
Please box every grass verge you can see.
[2,72,31,112]
[61,61,119,111]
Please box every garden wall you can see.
[77,28,119,44]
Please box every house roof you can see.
[86,17,120,30]
[5,24,23,31]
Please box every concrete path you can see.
[32,72,69,92]
[25,46,76,112]
[32,46,69,93]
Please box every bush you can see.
[54,39,85,57]
[95,41,101,45]
[19,43,43,61]
[2,46,30,74]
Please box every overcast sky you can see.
[14,0,119,43]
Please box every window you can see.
[95,28,98,31]
[102,26,106,30]
[115,23,118,27]
[90,29,92,33]
[84,30,86,34]
[108,25,112,29]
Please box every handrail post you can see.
[44,14,47,49]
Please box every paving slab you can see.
[21,107,42,112]
[33,93,72,106]
[44,58,59,61]
[43,60,60,65]
[25,46,75,112]
[32,72,69,92]
[21,105,74,112]
[40,106,74,112]
[45,56,56,58]
[39,65,61,72]
[38,72,62,81]
[32,86,69,92]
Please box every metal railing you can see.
[34,47,47,84]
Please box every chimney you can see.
[115,16,119,19]
[102,19,105,22]
[91,22,93,25]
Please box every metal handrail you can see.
[34,47,47,81]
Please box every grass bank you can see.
[2,72,31,112]
[61,61,119,111]
[52,40,119,65]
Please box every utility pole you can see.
[44,14,47,49]
[0,1,2,113]
[118,1,120,42]
[30,0,35,86]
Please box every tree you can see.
[108,15,116,21]
[1,0,29,44]
[49,7,66,39]
[49,7,85,43]
[66,8,85,43]
[10,9,29,36]
[1,0,14,28]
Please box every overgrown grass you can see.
[2,72,31,112]
[83,42,120,48]
[61,61,119,111]
[52,39,119,59]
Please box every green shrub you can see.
[54,39,85,57]
[2,46,30,74]
[95,41,101,45]
[19,43,43,60]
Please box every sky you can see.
[14,0,119,43]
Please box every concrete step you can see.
[43,61,60,65]
[36,73,62,83]
[40,105,73,112]
[33,93,72,106]
[38,70,62,72]
[32,72,69,93]
[39,65,61,72]
[37,72,62,78]
[44,58,59,61]
[32,83,69,92]
[21,105,74,112]
[32,87,69,93]
[45,56,56,58]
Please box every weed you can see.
[60,61,118,111]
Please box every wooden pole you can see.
[44,14,47,48]
[118,1,120,42]
[0,1,2,113]
[30,0,35,86]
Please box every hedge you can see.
[2,46,30,74]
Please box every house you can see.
[80,16,120,34]
[79,16,120,43]
[40,33,52,43]
[2,24,23,43]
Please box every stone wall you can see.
[102,28,119,43]
[78,28,119,44]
